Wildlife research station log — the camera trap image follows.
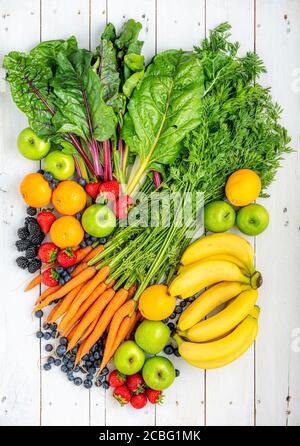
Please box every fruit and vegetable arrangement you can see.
[4,20,291,408]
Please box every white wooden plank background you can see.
[0,0,299,426]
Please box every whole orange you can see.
[50,216,84,248]
[52,180,86,215]
[225,169,261,206]
[20,173,52,208]
[138,284,176,321]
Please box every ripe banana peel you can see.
[178,281,250,331]
[178,254,248,275]
[169,259,261,299]
[175,307,259,365]
[179,289,258,342]
[181,233,255,274]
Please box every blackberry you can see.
[25,216,37,227]
[15,239,30,251]
[30,233,45,245]
[25,246,38,259]
[28,258,42,273]
[28,221,41,236]
[26,207,37,216]
[16,256,29,269]
[17,227,30,240]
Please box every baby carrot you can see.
[47,283,84,323]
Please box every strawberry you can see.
[98,180,120,203]
[42,268,59,287]
[126,373,145,394]
[85,181,101,200]
[108,370,126,388]
[37,210,56,234]
[38,243,58,264]
[57,247,77,268]
[146,389,164,404]
[113,195,134,219]
[113,385,131,406]
[130,393,147,410]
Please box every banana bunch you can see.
[169,233,262,369]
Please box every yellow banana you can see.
[180,289,258,342]
[181,233,255,274]
[176,308,259,363]
[178,254,248,275]
[169,259,251,298]
[178,281,250,331]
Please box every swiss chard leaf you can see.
[101,23,117,42]
[124,54,144,72]
[123,70,144,98]
[30,36,78,70]
[97,39,121,113]
[122,50,204,193]
[115,19,142,50]
[52,48,117,142]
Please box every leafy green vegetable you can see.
[97,38,121,112]
[124,54,144,72]
[115,19,142,50]
[30,36,77,69]
[122,50,204,195]
[123,70,144,98]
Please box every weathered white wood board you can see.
[0,0,299,426]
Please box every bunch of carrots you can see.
[26,243,141,374]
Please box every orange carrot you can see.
[128,284,137,298]
[35,285,61,304]
[46,300,63,323]
[83,245,104,263]
[99,299,136,371]
[67,288,115,350]
[25,274,43,292]
[33,266,97,311]
[75,288,129,364]
[75,246,93,263]
[47,283,84,323]
[125,311,141,340]
[71,262,88,278]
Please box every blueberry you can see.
[82,354,89,361]
[80,366,87,374]
[89,367,96,374]
[86,239,93,246]
[50,331,57,339]
[102,367,109,376]
[75,213,82,220]
[169,312,176,320]
[162,318,169,324]
[94,360,100,368]
[84,233,90,239]
[71,346,78,354]
[83,379,92,389]
[67,266,75,273]
[91,237,98,242]
[74,377,83,386]
[102,380,110,390]
[80,241,87,248]
[163,345,174,355]
[78,178,86,186]
[47,356,55,365]
[44,332,51,340]
[85,360,92,368]
[174,348,181,357]
[89,354,95,362]
[94,352,100,360]
[180,301,188,308]
[69,354,76,362]
[175,306,182,314]
[91,344,98,353]
[67,372,75,381]
[50,181,57,190]
[99,237,107,245]
[36,331,44,339]
[175,369,180,377]
[64,274,71,282]
[188,296,196,303]
[37,169,44,175]
[54,359,61,366]
[58,278,65,286]
[61,269,68,277]
[56,345,67,357]
[58,337,68,346]
[73,365,80,373]
[43,323,50,330]
[55,266,64,274]
[167,322,175,331]
[61,364,68,373]
[67,362,74,370]
[43,363,51,371]
[35,310,43,319]
[44,172,53,181]
[86,373,94,380]
[45,344,53,352]
[50,323,57,330]
[63,357,69,365]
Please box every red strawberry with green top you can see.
[113,385,131,406]
[130,393,147,410]
[108,370,126,388]
[38,243,58,264]
[85,181,101,200]
[146,389,164,404]
[126,373,145,394]
[37,210,56,234]
[57,247,77,268]
[98,180,120,203]
[42,268,59,287]
[113,195,134,219]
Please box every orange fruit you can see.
[20,173,52,208]
[50,216,84,248]
[52,180,86,215]
[225,169,261,206]
[138,285,176,321]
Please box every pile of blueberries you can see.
[162,295,196,360]
[35,311,110,389]
[40,169,59,190]
[15,207,44,273]
[78,232,107,249]
[54,265,75,286]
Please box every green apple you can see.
[17,127,51,160]
[114,340,145,375]
[142,356,175,391]
[236,203,269,236]
[135,321,170,355]
[204,200,236,233]
[82,204,116,238]
[44,150,75,180]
